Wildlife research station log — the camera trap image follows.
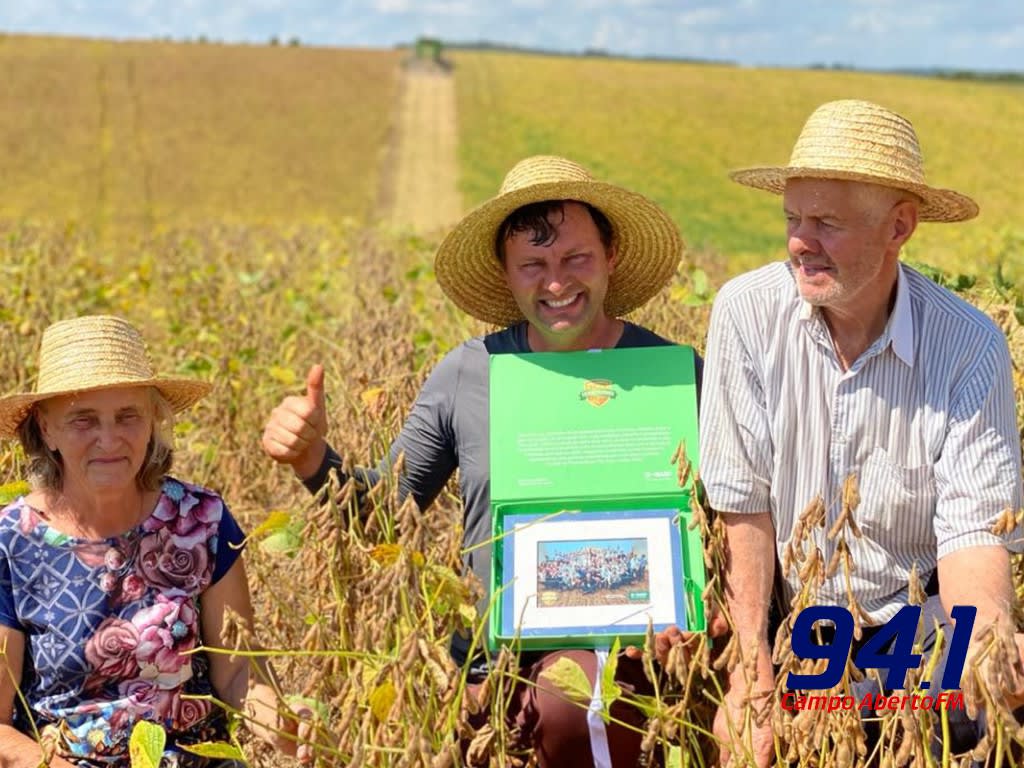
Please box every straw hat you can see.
[729,100,978,222]
[0,315,211,439]
[434,155,684,326]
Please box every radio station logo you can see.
[782,604,975,713]
[579,378,616,407]
[781,691,964,713]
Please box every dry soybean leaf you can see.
[369,680,397,722]
[843,474,860,510]
[907,562,927,606]
[268,365,297,386]
[180,742,246,760]
[971,735,991,761]
[431,746,456,768]
[826,540,845,578]
[992,507,1017,536]
[782,543,794,578]
[827,511,847,541]
[894,722,914,766]
[798,547,821,583]
[640,719,658,753]
[249,509,292,540]
[846,511,862,539]
[370,543,402,566]
[834,741,853,768]
[466,723,496,765]
[538,656,592,704]
[360,386,385,409]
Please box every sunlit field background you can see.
[0,35,1022,767]
[453,51,1024,281]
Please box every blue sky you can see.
[1,1,1021,72]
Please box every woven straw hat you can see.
[0,315,212,439]
[729,99,978,222]
[434,155,684,325]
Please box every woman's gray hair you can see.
[16,387,175,493]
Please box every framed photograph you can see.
[490,505,700,651]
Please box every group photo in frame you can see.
[490,505,697,650]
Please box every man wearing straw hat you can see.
[262,155,705,767]
[700,99,1024,765]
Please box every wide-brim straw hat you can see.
[0,315,211,439]
[434,155,684,326]
[729,99,978,223]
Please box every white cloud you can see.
[848,12,886,35]
[810,33,842,49]
[590,17,613,50]
[991,25,1024,49]
[422,1,476,16]
[372,0,411,12]
[675,7,726,26]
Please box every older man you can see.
[700,100,1024,765]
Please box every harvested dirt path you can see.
[379,67,461,235]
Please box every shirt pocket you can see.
[856,447,936,548]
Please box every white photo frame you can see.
[491,507,690,649]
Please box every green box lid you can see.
[489,345,700,503]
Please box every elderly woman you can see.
[0,316,308,767]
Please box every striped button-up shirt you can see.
[700,261,1023,622]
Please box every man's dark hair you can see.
[495,200,614,263]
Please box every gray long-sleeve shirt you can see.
[304,320,700,662]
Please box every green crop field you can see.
[0,34,1022,768]
[454,50,1023,282]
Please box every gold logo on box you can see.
[579,379,616,408]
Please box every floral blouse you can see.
[0,477,246,766]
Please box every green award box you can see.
[488,344,705,651]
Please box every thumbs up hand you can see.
[262,364,329,480]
